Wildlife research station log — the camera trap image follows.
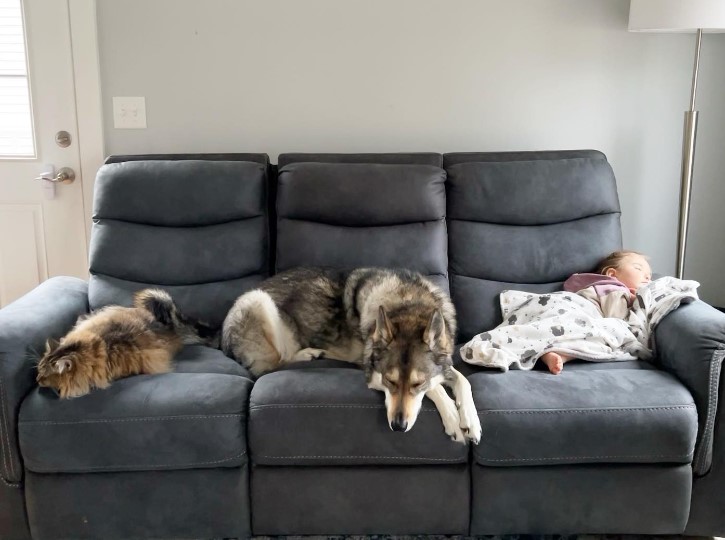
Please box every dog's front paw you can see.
[449,425,467,445]
[440,405,466,444]
[458,399,482,445]
[292,348,325,362]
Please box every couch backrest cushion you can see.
[275,153,448,291]
[444,150,622,342]
[89,155,269,328]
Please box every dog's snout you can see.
[391,413,408,432]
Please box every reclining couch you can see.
[1,150,723,539]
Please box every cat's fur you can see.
[36,289,216,398]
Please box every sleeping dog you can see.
[222,267,481,444]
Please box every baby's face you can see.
[606,254,652,290]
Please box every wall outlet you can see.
[112,96,147,129]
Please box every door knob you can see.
[35,167,75,184]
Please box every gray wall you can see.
[96,0,725,306]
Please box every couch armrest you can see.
[0,277,88,484]
[654,300,725,476]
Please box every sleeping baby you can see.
[458,249,697,375]
[540,250,651,374]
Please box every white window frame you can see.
[0,0,38,159]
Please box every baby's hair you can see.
[595,250,647,275]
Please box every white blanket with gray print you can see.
[460,277,699,371]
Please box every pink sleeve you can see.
[563,274,580,292]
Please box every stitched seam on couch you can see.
[0,375,16,480]
[476,452,694,463]
[445,155,606,166]
[1,475,21,488]
[476,405,696,414]
[449,211,620,230]
[255,455,464,461]
[27,450,248,473]
[18,413,245,426]
[693,346,725,475]
[249,404,438,412]
[277,217,447,230]
[91,269,264,289]
[95,215,265,229]
[89,269,263,294]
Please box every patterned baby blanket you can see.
[460,277,699,371]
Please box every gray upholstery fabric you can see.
[443,149,607,167]
[104,153,274,278]
[89,273,264,329]
[470,463,692,534]
[686,360,725,534]
[277,221,448,290]
[272,153,443,271]
[249,368,468,465]
[0,277,88,483]
[449,215,622,284]
[94,159,267,226]
[0,481,30,540]
[173,344,251,377]
[655,300,725,476]
[470,366,697,466]
[278,162,446,226]
[278,152,442,168]
[452,277,564,342]
[25,467,249,540]
[105,152,268,166]
[89,157,269,328]
[446,157,621,225]
[444,151,622,342]
[251,465,469,535]
[655,299,725,535]
[275,160,449,291]
[91,218,265,284]
[19,370,252,473]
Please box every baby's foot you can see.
[541,352,564,375]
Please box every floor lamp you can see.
[629,0,725,278]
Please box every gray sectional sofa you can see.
[0,150,723,539]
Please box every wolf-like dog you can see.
[221,267,481,444]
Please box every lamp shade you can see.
[629,0,725,32]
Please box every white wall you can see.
[96,0,725,306]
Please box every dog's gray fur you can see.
[222,267,481,443]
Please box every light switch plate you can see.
[112,96,147,129]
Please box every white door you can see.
[0,0,88,307]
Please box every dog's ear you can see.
[54,357,73,374]
[424,310,449,351]
[373,306,394,345]
[45,338,60,355]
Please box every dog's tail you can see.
[133,289,219,347]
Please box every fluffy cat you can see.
[36,289,216,398]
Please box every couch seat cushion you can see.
[174,344,251,377]
[470,362,698,466]
[19,346,252,474]
[249,364,469,465]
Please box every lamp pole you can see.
[676,28,702,279]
